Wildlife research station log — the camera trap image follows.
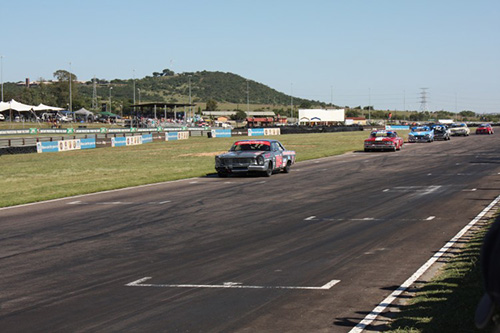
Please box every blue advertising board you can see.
[111,137,127,147]
[80,138,96,149]
[248,128,265,136]
[385,125,410,130]
[36,141,59,153]
[211,129,232,138]
[142,134,153,143]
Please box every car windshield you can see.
[452,123,466,128]
[480,124,490,128]
[231,141,271,151]
[412,127,428,132]
[371,132,394,138]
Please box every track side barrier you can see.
[210,129,232,138]
[248,128,281,136]
[36,138,96,153]
[165,131,189,141]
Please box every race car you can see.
[450,123,470,136]
[215,139,296,177]
[431,124,451,141]
[476,123,494,135]
[408,126,434,143]
[364,130,403,152]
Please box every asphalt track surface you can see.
[1,134,500,332]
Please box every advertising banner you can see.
[248,128,264,136]
[36,139,82,153]
[80,138,96,149]
[141,134,153,144]
[264,128,281,136]
[111,137,127,147]
[165,131,189,141]
[125,136,143,146]
[211,129,232,138]
[36,141,60,153]
[385,125,410,130]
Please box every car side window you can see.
[277,142,285,151]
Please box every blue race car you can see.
[408,126,434,143]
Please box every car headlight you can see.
[215,156,223,166]
[257,155,265,165]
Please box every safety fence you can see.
[0,128,282,155]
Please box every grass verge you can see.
[1,131,397,207]
[386,216,497,333]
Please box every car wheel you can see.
[283,161,291,173]
[217,171,228,178]
[263,162,273,177]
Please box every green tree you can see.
[206,99,218,111]
[231,110,247,121]
[459,110,476,118]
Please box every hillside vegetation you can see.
[2,69,496,122]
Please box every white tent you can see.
[33,103,64,111]
[74,108,93,115]
[7,99,36,112]
[0,101,10,112]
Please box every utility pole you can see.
[92,76,97,110]
[133,70,136,128]
[0,55,3,102]
[246,80,249,113]
[419,88,429,112]
[188,75,192,121]
[290,83,294,120]
[69,62,72,113]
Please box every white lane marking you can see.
[383,186,442,195]
[349,194,500,333]
[126,277,341,290]
[426,216,436,221]
[189,181,199,184]
[427,173,432,176]
[463,188,477,192]
[67,201,86,205]
[96,202,134,205]
[0,176,202,211]
[304,216,317,221]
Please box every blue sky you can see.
[2,0,499,113]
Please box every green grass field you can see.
[1,131,388,207]
[386,218,495,333]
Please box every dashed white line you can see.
[304,216,317,221]
[426,216,436,221]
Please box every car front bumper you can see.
[408,136,432,142]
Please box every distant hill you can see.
[3,70,332,114]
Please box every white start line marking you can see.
[126,277,341,290]
[66,201,171,205]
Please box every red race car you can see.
[364,130,404,152]
[476,123,494,135]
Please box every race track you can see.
[1,134,499,332]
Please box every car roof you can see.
[234,139,279,143]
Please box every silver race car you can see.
[215,139,296,177]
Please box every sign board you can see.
[36,138,96,153]
[298,109,345,123]
[211,129,232,138]
[165,131,189,141]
